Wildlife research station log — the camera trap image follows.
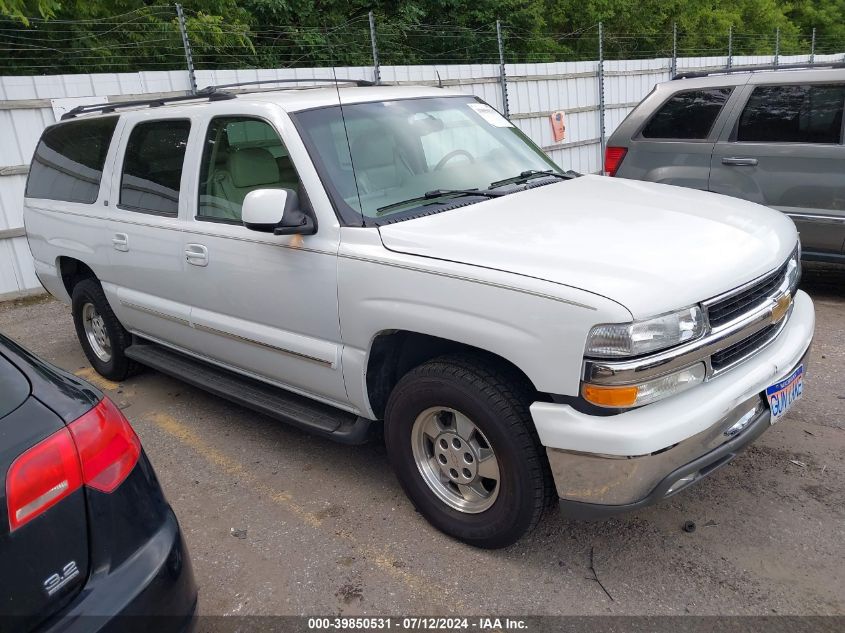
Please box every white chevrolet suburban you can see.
[23,80,814,548]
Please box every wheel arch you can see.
[57,256,98,298]
[365,329,544,420]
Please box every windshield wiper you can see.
[376,188,503,216]
[489,169,571,189]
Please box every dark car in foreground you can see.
[0,333,196,632]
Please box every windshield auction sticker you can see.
[467,102,514,127]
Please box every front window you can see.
[292,97,560,223]
[197,117,302,223]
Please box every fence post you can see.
[368,11,381,85]
[671,22,677,77]
[774,27,780,66]
[175,3,197,94]
[496,20,509,117]
[727,25,733,69]
[810,27,816,63]
[598,22,606,174]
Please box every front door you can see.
[709,82,845,259]
[181,114,347,407]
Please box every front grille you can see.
[707,264,786,328]
[711,325,778,371]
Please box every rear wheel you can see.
[71,279,138,381]
[384,355,554,548]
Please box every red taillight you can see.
[6,398,140,530]
[604,146,628,177]
[69,397,141,493]
[6,428,82,531]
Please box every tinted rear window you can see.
[737,84,845,143]
[0,354,30,419]
[119,119,191,216]
[642,88,733,139]
[25,117,118,204]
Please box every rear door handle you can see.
[185,243,208,267]
[112,233,129,252]
[721,157,758,166]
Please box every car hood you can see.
[377,175,798,318]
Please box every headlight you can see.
[786,242,801,295]
[585,306,705,358]
[583,363,706,408]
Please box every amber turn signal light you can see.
[582,383,639,407]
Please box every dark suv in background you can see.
[606,64,845,263]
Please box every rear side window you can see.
[737,84,845,144]
[641,88,733,140]
[119,120,191,216]
[25,117,118,204]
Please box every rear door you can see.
[613,85,738,189]
[0,352,89,632]
[709,81,845,259]
[104,114,199,345]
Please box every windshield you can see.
[292,96,560,223]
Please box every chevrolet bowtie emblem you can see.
[771,292,792,324]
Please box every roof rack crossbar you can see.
[201,77,374,91]
[60,89,235,120]
[673,60,845,80]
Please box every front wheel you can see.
[384,355,554,548]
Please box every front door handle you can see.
[112,233,129,252]
[721,157,758,166]
[185,243,209,267]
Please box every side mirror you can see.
[242,188,316,235]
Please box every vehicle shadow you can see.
[799,262,845,301]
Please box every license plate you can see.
[765,364,804,422]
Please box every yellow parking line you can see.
[148,412,322,529]
[145,410,467,609]
[74,367,120,391]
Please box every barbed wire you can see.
[1,6,843,75]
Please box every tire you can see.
[71,278,139,381]
[384,354,555,548]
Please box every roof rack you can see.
[673,60,845,80]
[60,78,375,120]
[61,89,234,120]
[202,77,375,91]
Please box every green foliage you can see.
[0,0,58,25]
[1,0,843,74]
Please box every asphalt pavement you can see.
[1,266,843,616]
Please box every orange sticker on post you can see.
[550,110,566,142]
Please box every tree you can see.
[1,0,840,74]
[0,0,58,24]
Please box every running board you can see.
[125,342,372,444]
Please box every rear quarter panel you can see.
[610,80,746,189]
[23,117,127,305]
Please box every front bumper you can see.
[531,289,814,517]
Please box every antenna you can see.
[330,65,365,226]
